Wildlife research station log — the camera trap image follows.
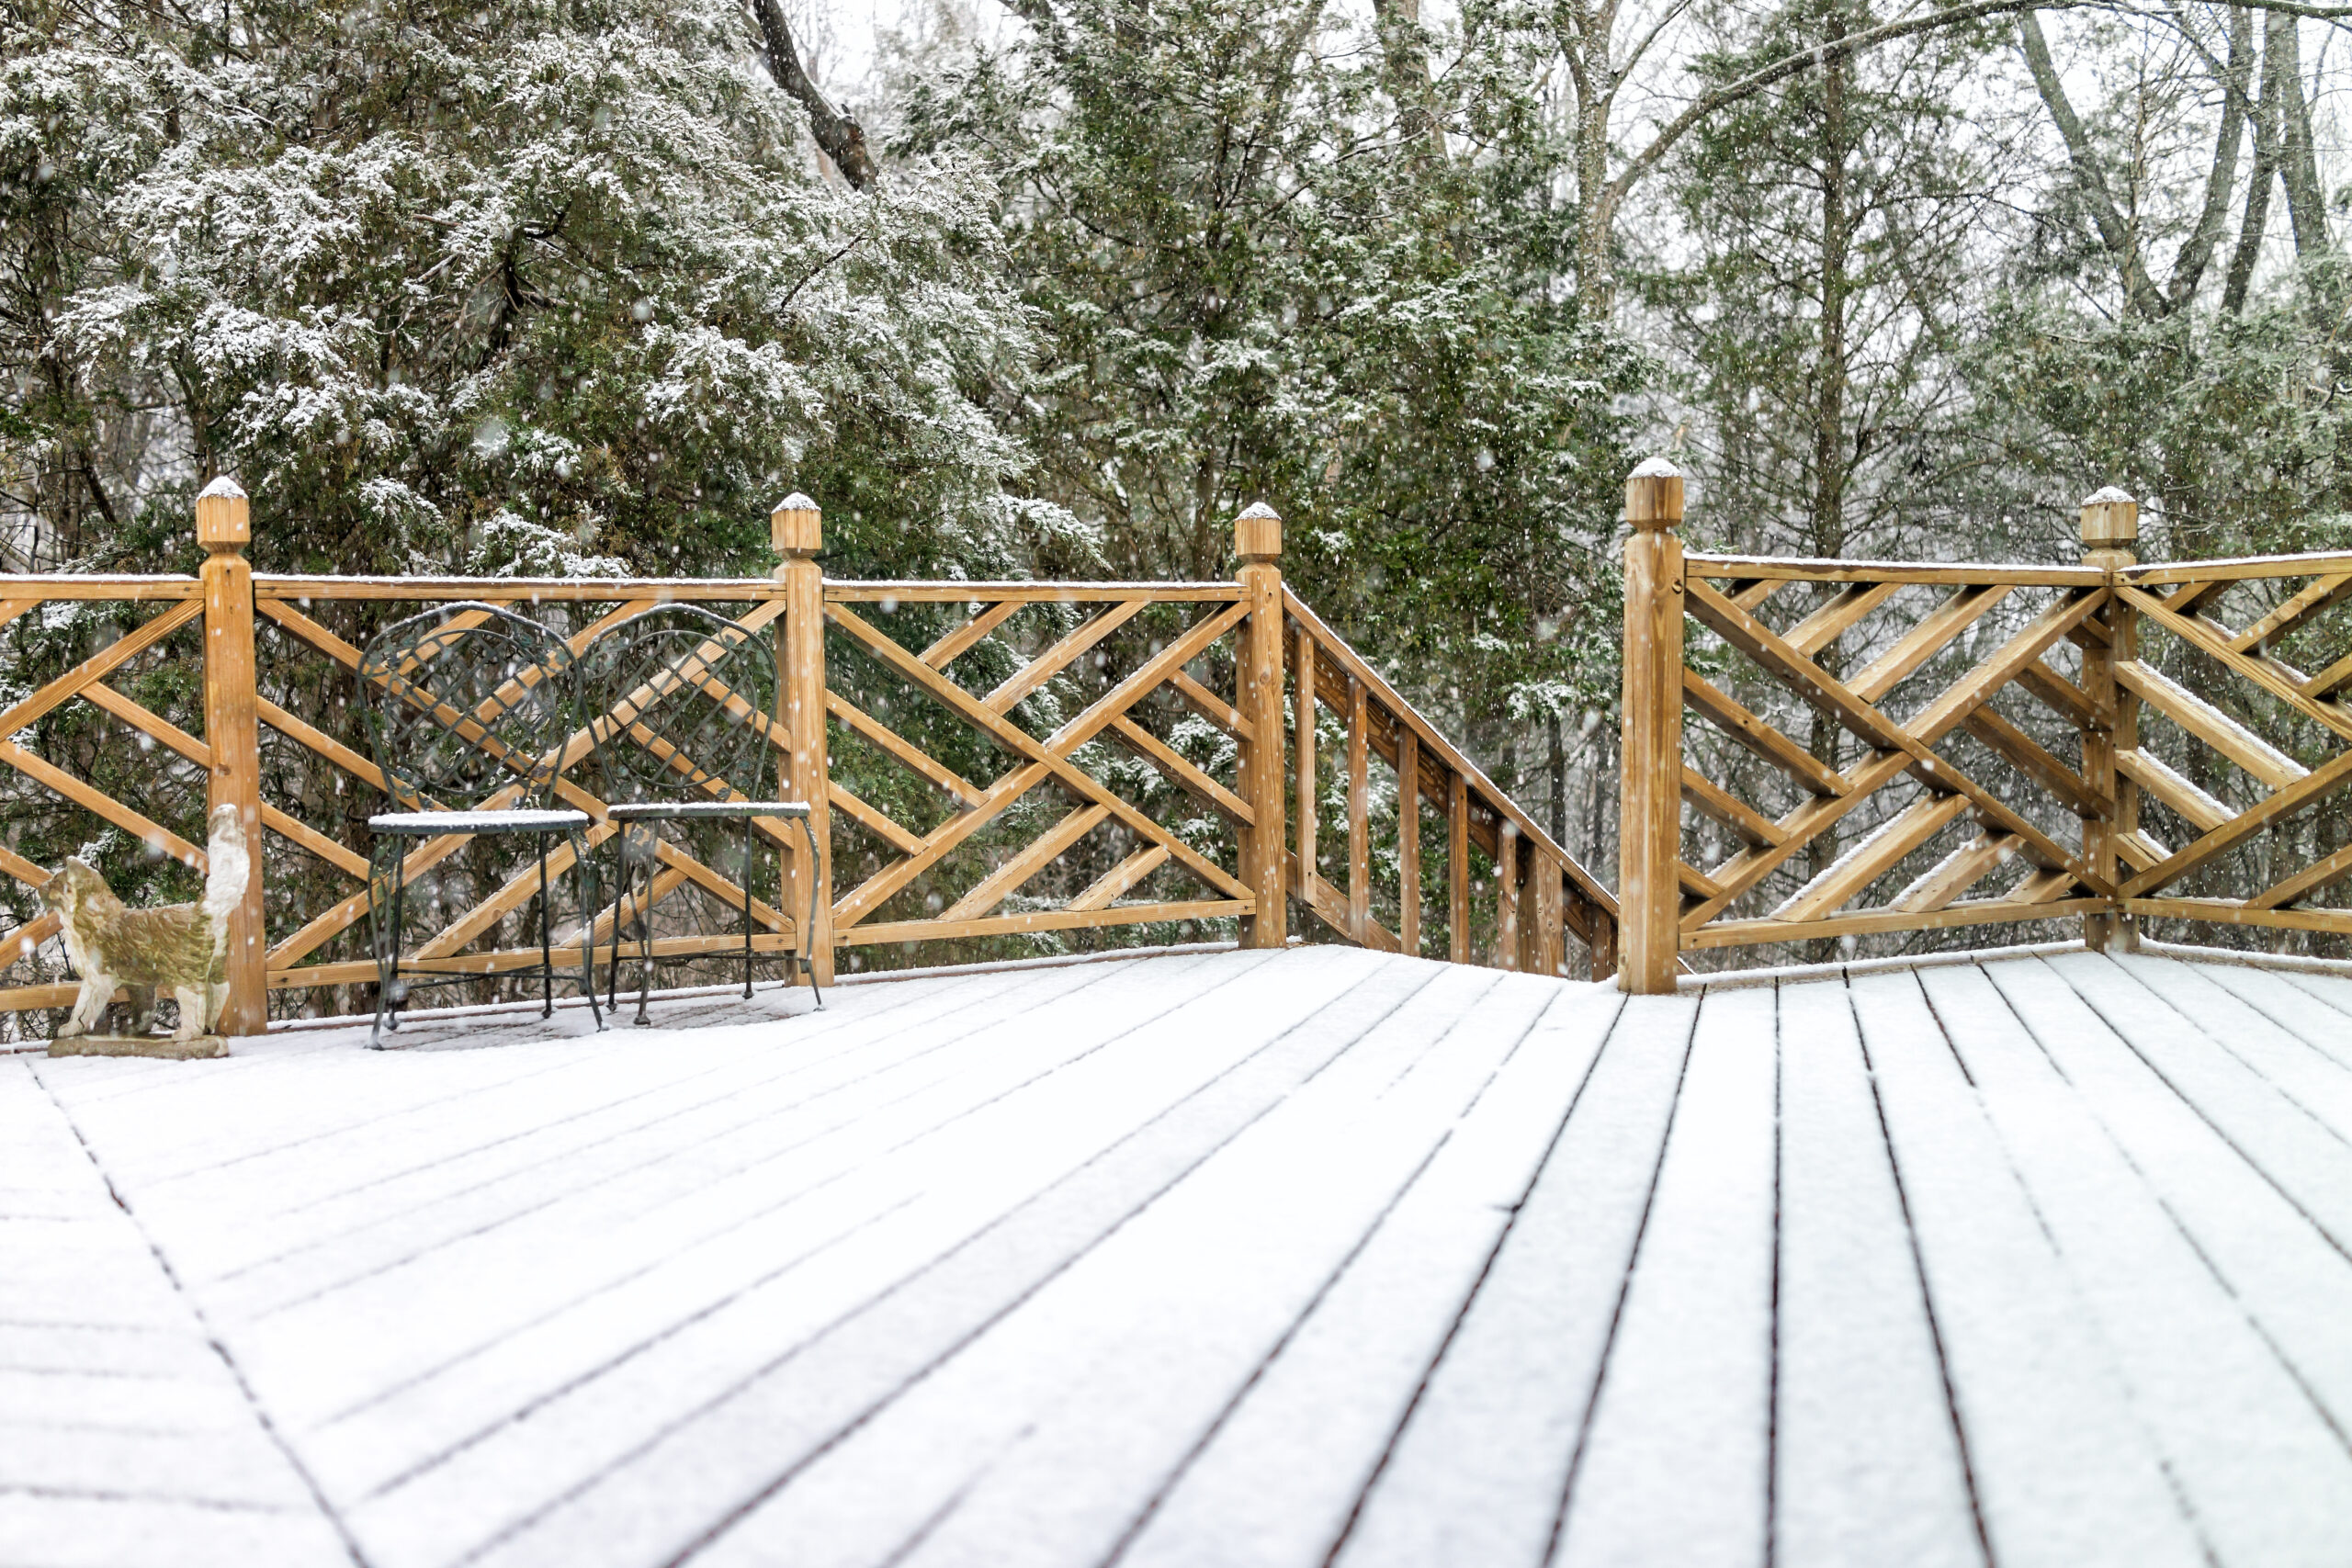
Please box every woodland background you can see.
[6,0,2352,993]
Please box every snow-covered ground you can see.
[6,944,2351,1567]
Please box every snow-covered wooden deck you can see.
[6,943,2352,1568]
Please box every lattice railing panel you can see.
[0,584,220,1034]
[819,586,1258,953]
[2111,555,2352,934]
[1675,561,2113,953]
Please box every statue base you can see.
[50,1033,229,1060]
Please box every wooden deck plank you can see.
[2181,960,2352,1077]
[147,970,1094,1303]
[252,956,1273,1454]
[1970,958,2352,1445]
[311,954,1329,1510]
[50,1002,909,1314]
[1846,969,2210,1568]
[2035,953,2352,1258]
[2268,964,2352,1027]
[0,1061,352,1568]
[1112,981,1626,1568]
[2094,957,2352,1145]
[1770,979,1983,1567]
[1925,958,2352,1563]
[1329,995,1696,1568]
[741,970,1573,1568]
[1553,986,1778,1567]
[424,950,1433,1568]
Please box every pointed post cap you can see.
[772,492,821,557]
[2079,485,2138,551]
[195,475,249,549]
[1625,457,1684,532]
[1235,502,1281,562]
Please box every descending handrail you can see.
[1283,589,1617,975]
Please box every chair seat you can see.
[369,808,591,835]
[606,800,811,821]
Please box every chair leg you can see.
[574,829,604,1032]
[538,836,554,1019]
[607,844,625,1019]
[368,840,401,1049]
[635,859,653,1027]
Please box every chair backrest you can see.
[356,602,579,813]
[580,606,780,808]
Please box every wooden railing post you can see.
[1530,851,1565,977]
[1495,819,1521,969]
[198,477,266,1035]
[1294,624,1319,898]
[775,494,834,987]
[1235,503,1288,949]
[1447,772,1469,963]
[1396,729,1420,956]
[1618,457,1686,995]
[2080,486,2140,953]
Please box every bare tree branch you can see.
[748,0,877,188]
[1602,0,2352,226]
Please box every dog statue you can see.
[40,805,251,1043]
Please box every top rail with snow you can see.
[0,491,1615,1035]
[1614,465,2352,991]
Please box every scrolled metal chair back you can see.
[580,605,779,809]
[356,602,580,813]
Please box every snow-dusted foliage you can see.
[3,0,1061,579]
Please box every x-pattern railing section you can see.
[1613,465,2352,992]
[818,582,1260,949]
[0,580,217,1016]
[1674,558,2115,951]
[2109,553,2352,932]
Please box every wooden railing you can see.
[1615,461,2352,991]
[0,489,1618,1036]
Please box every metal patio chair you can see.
[581,605,823,1025]
[358,602,602,1046]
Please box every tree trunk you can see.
[1547,711,1566,843]
[2018,10,2160,317]
[1804,14,1852,964]
[2222,13,2281,315]
[2167,5,2251,308]
[1566,1,1618,322]
[1371,0,1445,161]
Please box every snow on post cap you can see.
[195,475,249,547]
[1624,457,1686,529]
[1235,502,1281,561]
[2079,486,2138,550]
[772,492,822,556]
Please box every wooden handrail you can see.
[1282,587,1617,976]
